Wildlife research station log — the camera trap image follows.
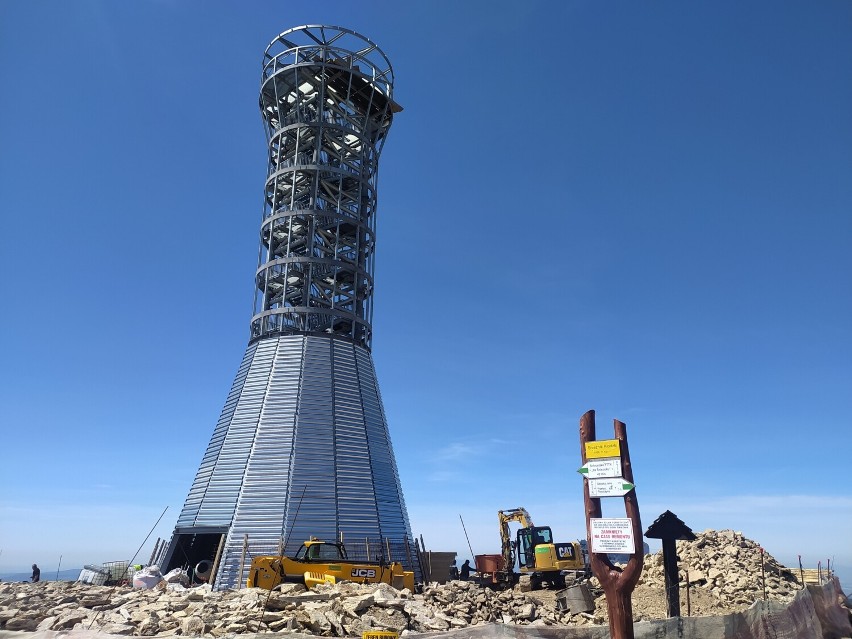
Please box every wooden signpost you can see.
[644,510,696,618]
[579,410,644,639]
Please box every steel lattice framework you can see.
[160,26,416,590]
[252,25,401,349]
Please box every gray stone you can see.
[36,615,57,630]
[688,569,706,582]
[99,622,135,635]
[342,592,375,614]
[157,618,180,632]
[324,608,345,635]
[268,615,298,631]
[53,609,89,629]
[138,615,160,636]
[0,609,20,621]
[80,595,112,608]
[305,608,332,632]
[180,615,206,635]
[517,602,536,620]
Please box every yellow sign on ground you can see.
[585,439,621,459]
[363,633,399,639]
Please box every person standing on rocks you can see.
[31,564,40,582]
[460,559,474,581]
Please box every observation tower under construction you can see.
[160,25,415,589]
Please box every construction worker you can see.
[31,564,40,582]
[460,559,474,581]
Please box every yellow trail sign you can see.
[585,439,621,459]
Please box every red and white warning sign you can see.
[590,518,634,554]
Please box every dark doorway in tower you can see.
[161,529,226,585]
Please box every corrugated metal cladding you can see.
[171,334,414,589]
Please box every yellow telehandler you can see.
[246,537,415,591]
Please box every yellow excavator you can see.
[476,507,587,590]
[246,538,415,591]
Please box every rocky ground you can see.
[0,530,843,636]
[623,528,803,623]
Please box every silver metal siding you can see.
[195,339,276,526]
[215,337,303,587]
[356,346,412,541]
[176,342,257,528]
[334,339,381,537]
[170,334,415,589]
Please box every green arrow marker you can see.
[577,458,622,479]
[588,477,636,497]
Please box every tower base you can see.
[161,335,415,589]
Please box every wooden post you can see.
[417,537,430,583]
[238,534,249,590]
[761,548,766,600]
[403,537,414,574]
[209,534,226,588]
[580,410,643,639]
[662,538,680,615]
[685,568,691,616]
[798,555,804,588]
[148,538,161,566]
[645,510,696,618]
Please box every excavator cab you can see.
[516,526,554,569]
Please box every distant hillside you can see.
[0,568,82,582]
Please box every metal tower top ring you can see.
[263,25,395,97]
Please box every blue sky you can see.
[1,1,850,589]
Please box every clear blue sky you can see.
[1,1,850,589]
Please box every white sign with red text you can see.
[590,518,634,554]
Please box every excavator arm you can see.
[497,508,534,571]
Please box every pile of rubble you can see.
[638,529,801,608]
[0,578,591,636]
[419,580,594,627]
[0,529,820,636]
[576,528,807,624]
